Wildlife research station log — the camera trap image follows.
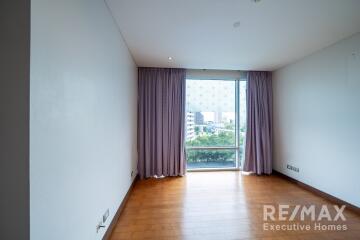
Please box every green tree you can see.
[224,123,235,130]
[187,131,235,147]
[194,126,200,135]
[186,131,238,163]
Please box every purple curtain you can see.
[243,71,273,175]
[137,67,186,179]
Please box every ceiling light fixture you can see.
[168,57,172,61]
[233,21,241,28]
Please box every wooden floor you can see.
[110,172,360,240]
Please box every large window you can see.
[185,79,247,169]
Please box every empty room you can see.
[1,0,360,239]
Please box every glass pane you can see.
[186,80,236,147]
[186,149,236,169]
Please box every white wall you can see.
[30,1,137,239]
[273,33,360,207]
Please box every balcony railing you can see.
[186,148,237,169]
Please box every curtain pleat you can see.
[243,71,273,175]
[137,68,186,179]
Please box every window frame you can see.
[185,78,247,171]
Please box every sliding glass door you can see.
[185,79,247,170]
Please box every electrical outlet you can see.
[96,221,105,233]
[103,209,109,223]
[287,164,299,173]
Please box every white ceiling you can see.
[106,0,360,71]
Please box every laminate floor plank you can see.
[110,172,360,240]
